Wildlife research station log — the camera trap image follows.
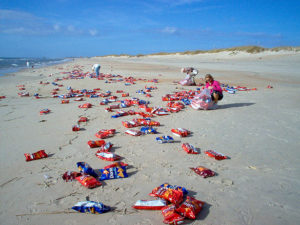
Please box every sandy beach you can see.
[0,50,300,225]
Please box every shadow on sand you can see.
[218,102,255,109]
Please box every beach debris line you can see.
[24,150,48,162]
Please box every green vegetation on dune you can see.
[102,46,300,57]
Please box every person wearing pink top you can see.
[205,74,223,104]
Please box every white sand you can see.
[0,51,300,225]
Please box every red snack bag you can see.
[72,125,81,131]
[87,140,105,148]
[122,93,129,97]
[24,150,48,162]
[62,171,81,182]
[103,162,128,169]
[95,129,116,139]
[61,100,69,104]
[181,143,200,154]
[78,103,92,108]
[76,174,102,189]
[40,109,50,115]
[190,166,215,178]
[149,186,183,205]
[99,142,113,152]
[175,196,204,219]
[205,150,227,160]
[161,205,185,225]
[122,121,139,128]
[95,150,121,161]
[125,129,142,136]
[78,117,88,123]
[132,199,167,210]
[171,128,190,137]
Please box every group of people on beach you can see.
[180,67,223,104]
[91,63,223,106]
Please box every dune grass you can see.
[102,46,299,57]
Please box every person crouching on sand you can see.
[180,67,198,85]
[92,64,101,77]
[205,74,223,104]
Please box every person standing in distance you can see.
[92,64,101,77]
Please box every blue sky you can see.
[0,0,299,57]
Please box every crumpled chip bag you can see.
[72,201,110,214]
[99,142,113,152]
[171,128,190,137]
[161,204,185,225]
[87,140,106,148]
[99,166,128,180]
[175,196,204,220]
[125,129,142,136]
[95,129,116,139]
[149,186,183,205]
[132,199,167,210]
[205,150,227,160]
[75,174,101,188]
[62,171,81,182]
[24,150,48,161]
[78,117,88,123]
[103,161,128,169]
[78,103,92,108]
[190,166,215,178]
[76,162,98,178]
[96,150,121,161]
[181,143,200,154]
[160,183,188,195]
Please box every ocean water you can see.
[0,57,72,76]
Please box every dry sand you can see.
[0,51,300,225]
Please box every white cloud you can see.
[89,29,98,36]
[161,26,178,34]
[53,24,60,31]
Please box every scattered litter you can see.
[99,166,128,180]
[190,166,215,178]
[40,109,50,115]
[125,129,142,136]
[171,128,190,137]
[156,136,174,143]
[87,140,106,148]
[132,199,167,210]
[181,143,200,154]
[175,196,204,219]
[62,171,81,182]
[24,150,48,161]
[72,201,110,214]
[95,151,121,161]
[72,125,81,131]
[205,150,228,160]
[95,129,116,139]
[75,174,102,189]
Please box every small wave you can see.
[11,64,18,67]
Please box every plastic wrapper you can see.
[190,166,215,178]
[62,171,81,182]
[103,162,128,169]
[78,103,92,108]
[156,136,174,143]
[159,183,188,195]
[72,201,110,214]
[181,143,200,154]
[87,140,106,148]
[205,150,227,160]
[122,120,139,128]
[175,196,204,219]
[132,199,167,210]
[99,166,128,180]
[125,129,142,136]
[76,162,98,178]
[95,129,116,139]
[24,150,48,161]
[76,174,102,188]
[171,128,190,137]
[72,125,81,131]
[140,126,157,134]
[99,142,113,152]
[161,205,185,225]
[78,117,88,123]
[96,151,121,161]
[149,186,183,205]
[40,109,50,115]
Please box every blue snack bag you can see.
[76,162,98,178]
[160,183,188,195]
[99,166,128,181]
[72,201,110,214]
